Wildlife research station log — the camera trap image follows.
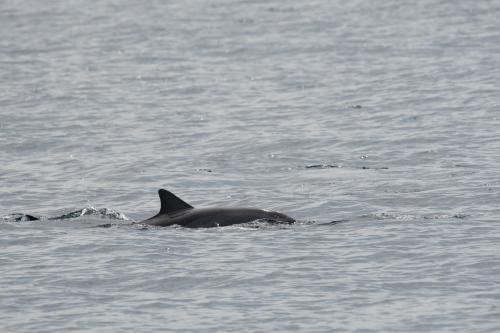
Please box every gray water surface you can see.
[1,0,500,332]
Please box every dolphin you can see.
[140,189,295,228]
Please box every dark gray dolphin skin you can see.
[140,189,295,228]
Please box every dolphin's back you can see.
[176,208,282,228]
[141,189,295,228]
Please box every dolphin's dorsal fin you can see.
[158,189,193,215]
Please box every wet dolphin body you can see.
[141,189,295,228]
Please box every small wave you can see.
[305,164,341,169]
[361,212,469,221]
[2,213,39,222]
[2,207,129,222]
[316,219,350,226]
[423,213,469,220]
[55,207,129,220]
[304,164,388,170]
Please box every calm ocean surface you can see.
[1,0,500,332]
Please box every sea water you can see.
[1,0,500,332]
